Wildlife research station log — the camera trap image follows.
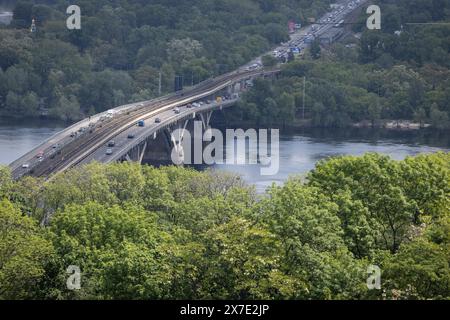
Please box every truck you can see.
[334,19,344,28]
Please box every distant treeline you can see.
[0,0,333,120]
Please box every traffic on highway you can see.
[243,0,367,68]
[82,95,239,165]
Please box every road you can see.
[242,0,368,68]
[12,69,274,179]
[85,98,239,165]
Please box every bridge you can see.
[10,69,279,179]
[9,0,368,179]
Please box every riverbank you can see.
[0,11,13,25]
[216,116,442,131]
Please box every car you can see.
[106,148,113,155]
[70,132,76,138]
[155,118,161,123]
[22,164,30,169]
[127,134,135,139]
[108,140,115,147]
[138,120,145,127]
[187,104,193,108]
[174,108,180,114]
[36,151,44,158]
[52,144,59,149]
[38,157,44,162]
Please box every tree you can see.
[198,217,303,299]
[430,103,449,129]
[261,54,277,67]
[310,39,321,59]
[12,1,33,28]
[257,181,368,299]
[50,94,81,121]
[382,214,450,299]
[0,199,54,299]
[0,166,12,198]
[48,201,172,299]
[276,92,296,126]
[167,38,203,70]
[308,154,418,253]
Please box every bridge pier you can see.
[198,110,213,141]
[125,140,148,164]
[167,119,191,165]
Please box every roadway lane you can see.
[242,0,368,67]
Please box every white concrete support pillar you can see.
[199,110,213,140]
[138,141,147,164]
[167,119,190,165]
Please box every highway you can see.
[243,0,368,67]
[10,0,368,179]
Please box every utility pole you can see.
[158,71,162,96]
[30,18,36,33]
[302,76,306,119]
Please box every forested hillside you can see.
[236,0,450,128]
[0,152,449,299]
[0,0,332,120]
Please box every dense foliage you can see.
[236,0,450,128]
[0,152,449,299]
[0,0,333,120]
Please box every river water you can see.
[0,119,448,192]
[209,127,450,192]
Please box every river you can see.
[209,127,450,192]
[0,119,448,192]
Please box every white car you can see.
[22,164,30,169]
